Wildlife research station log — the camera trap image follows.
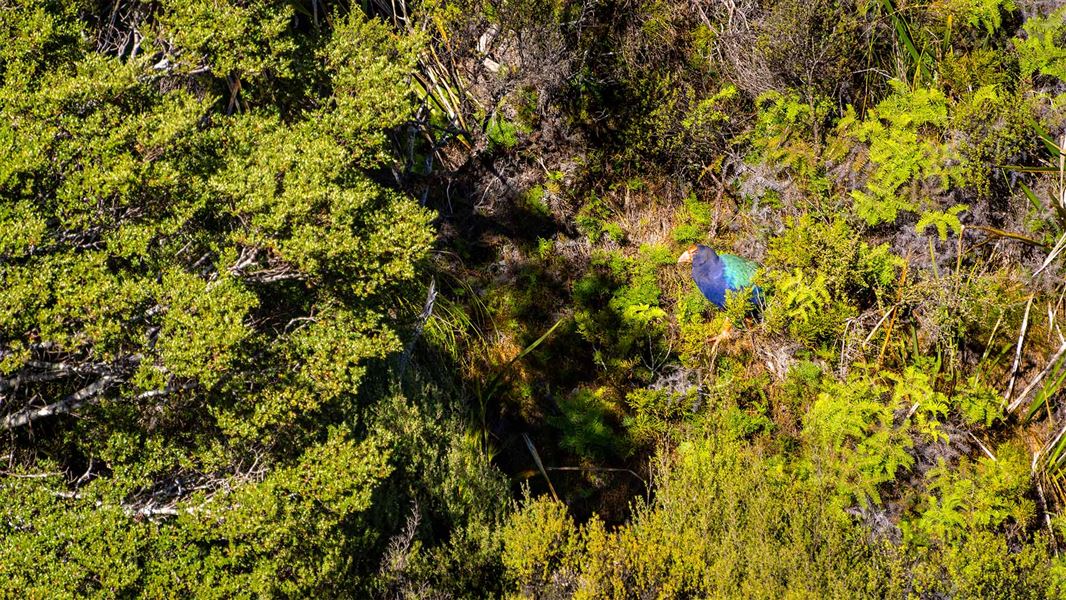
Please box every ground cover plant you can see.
[2,0,1066,597]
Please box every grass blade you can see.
[1028,115,1064,158]
[482,318,566,403]
[881,0,924,78]
[1001,165,1059,174]
[522,433,560,502]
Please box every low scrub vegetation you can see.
[3,0,1066,597]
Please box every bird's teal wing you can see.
[718,253,758,290]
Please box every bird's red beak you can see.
[677,248,694,265]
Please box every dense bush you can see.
[4,0,1066,596]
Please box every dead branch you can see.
[2,376,117,429]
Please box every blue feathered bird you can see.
[677,244,762,310]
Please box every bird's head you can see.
[677,244,715,265]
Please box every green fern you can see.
[1014,6,1066,82]
[748,91,834,196]
[763,267,852,347]
[804,376,915,505]
[916,204,968,240]
[840,83,960,226]
[888,365,950,442]
[957,375,1004,427]
[769,269,831,324]
[903,445,1035,546]
[948,0,1017,34]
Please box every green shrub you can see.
[574,245,673,379]
[671,192,714,245]
[624,387,692,445]
[486,112,521,149]
[503,431,891,598]
[899,444,1053,598]
[762,215,899,349]
[763,267,847,346]
[551,387,629,460]
[839,82,960,225]
[1015,7,1066,82]
[501,492,580,591]
[747,90,834,197]
[766,214,900,303]
[803,375,914,505]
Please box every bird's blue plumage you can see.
[690,245,761,309]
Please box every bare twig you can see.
[1007,339,1066,414]
[1035,232,1066,276]
[397,278,437,378]
[544,466,648,491]
[1004,295,1035,406]
[967,431,996,462]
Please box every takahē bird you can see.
[677,244,762,310]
